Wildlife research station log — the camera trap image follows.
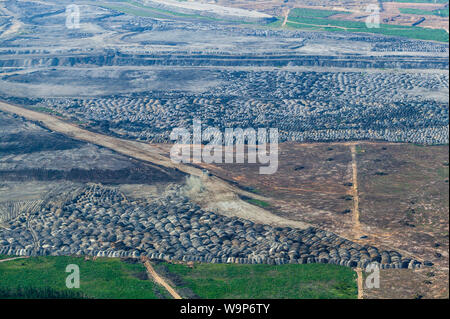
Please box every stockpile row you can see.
[0,186,425,269]
[38,70,449,145]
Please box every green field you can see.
[289,8,351,18]
[0,256,358,299]
[0,256,168,299]
[399,7,449,17]
[155,262,358,299]
[286,15,449,42]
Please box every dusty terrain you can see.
[191,141,449,299]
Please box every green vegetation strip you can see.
[0,256,168,299]
[399,7,449,17]
[245,198,271,208]
[286,15,449,42]
[159,263,358,299]
[289,8,351,18]
[1,256,357,299]
[31,106,63,116]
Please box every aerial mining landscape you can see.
[0,0,448,301]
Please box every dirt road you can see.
[355,267,364,299]
[350,144,361,240]
[282,9,290,27]
[141,257,182,299]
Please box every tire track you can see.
[0,256,28,263]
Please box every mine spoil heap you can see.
[0,185,423,270]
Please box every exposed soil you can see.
[195,141,449,299]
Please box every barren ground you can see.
[191,141,449,299]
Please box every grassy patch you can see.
[247,187,262,194]
[160,263,357,299]
[266,17,284,28]
[244,198,271,208]
[31,106,62,116]
[0,256,168,299]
